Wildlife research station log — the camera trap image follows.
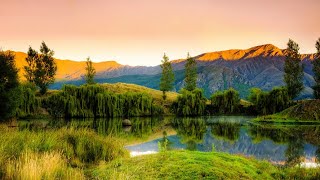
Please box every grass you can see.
[92,150,280,180]
[5,151,85,180]
[0,122,319,179]
[0,124,128,179]
[101,83,178,104]
[254,99,320,123]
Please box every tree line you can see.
[1,38,320,120]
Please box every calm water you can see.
[18,116,320,166]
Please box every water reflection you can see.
[210,121,241,142]
[171,118,206,151]
[18,116,320,166]
[18,116,166,139]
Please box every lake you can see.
[17,116,320,167]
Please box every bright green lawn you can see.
[93,150,280,180]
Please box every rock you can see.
[123,126,132,132]
[122,119,132,126]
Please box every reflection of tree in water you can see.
[159,131,173,151]
[171,118,206,151]
[249,124,290,143]
[93,118,122,136]
[316,147,320,163]
[249,124,320,167]
[210,121,241,142]
[93,117,164,138]
[285,136,304,167]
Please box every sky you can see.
[0,0,319,66]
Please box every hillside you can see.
[12,44,316,98]
[101,83,178,105]
[256,99,320,122]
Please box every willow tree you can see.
[284,39,304,99]
[0,51,20,120]
[24,42,57,94]
[313,38,320,99]
[248,87,290,115]
[184,53,197,91]
[85,57,96,84]
[210,88,240,114]
[160,53,175,100]
[172,88,206,116]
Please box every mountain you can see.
[12,51,124,80]
[10,44,316,98]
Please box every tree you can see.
[159,53,175,100]
[85,57,96,84]
[0,51,21,120]
[24,41,57,94]
[184,53,197,91]
[284,39,304,99]
[313,38,320,99]
[24,47,38,83]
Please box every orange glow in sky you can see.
[1,0,319,66]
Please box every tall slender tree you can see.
[160,53,175,100]
[85,57,96,84]
[284,39,304,99]
[313,38,320,99]
[0,51,21,120]
[184,53,197,91]
[24,41,57,94]
[24,47,38,83]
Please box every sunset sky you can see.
[1,0,319,66]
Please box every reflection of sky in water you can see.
[127,124,319,165]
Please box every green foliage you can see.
[284,39,304,99]
[24,47,38,82]
[210,88,240,114]
[85,57,96,84]
[184,53,197,91]
[24,42,57,94]
[45,84,163,118]
[313,38,320,99]
[0,51,20,121]
[159,53,175,100]
[172,88,206,116]
[248,87,290,115]
[16,83,42,118]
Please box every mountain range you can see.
[11,44,317,99]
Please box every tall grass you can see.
[5,151,85,180]
[0,125,128,178]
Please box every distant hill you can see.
[11,44,316,98]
